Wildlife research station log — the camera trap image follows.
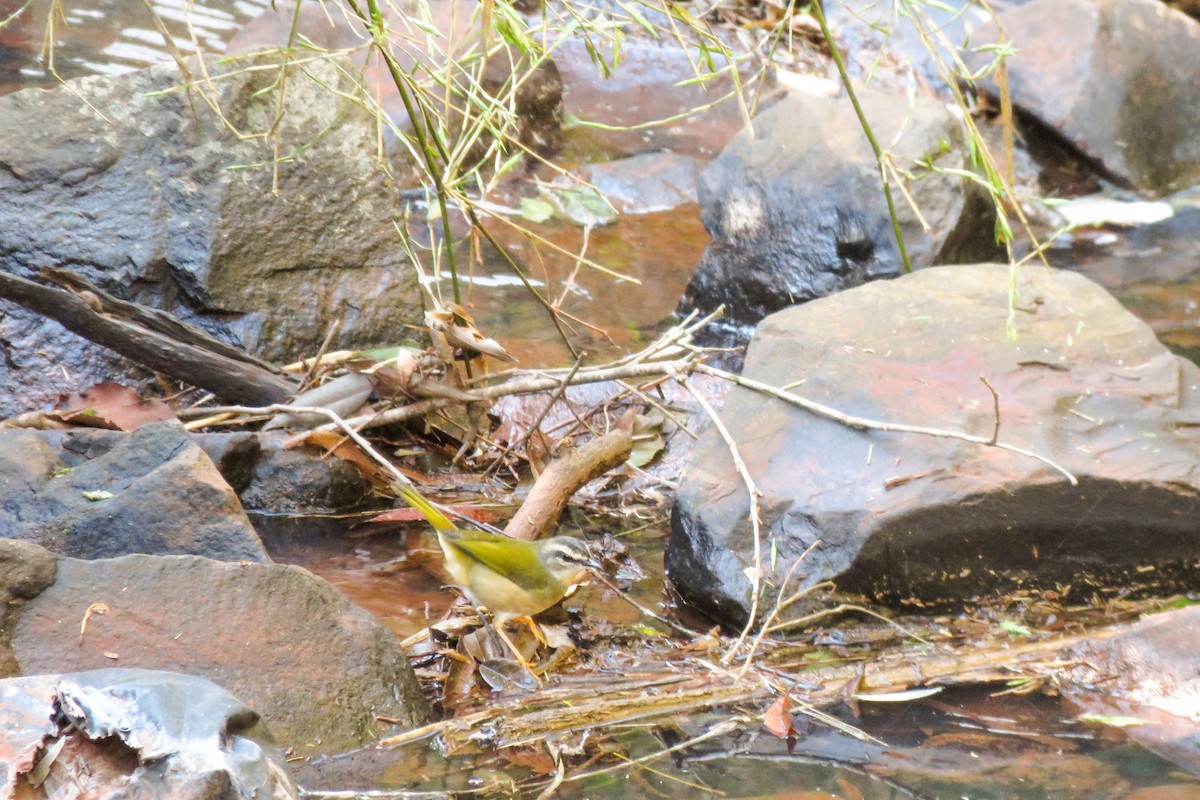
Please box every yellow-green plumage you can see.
[396,483,598,623]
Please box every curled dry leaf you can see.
[79,602,110,643]
[51,382,175,431]
[427,305,516,362]
[763,695,796,739]
[364,349,419,397]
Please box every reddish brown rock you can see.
[9,546,429,754]
[1065,605,1200,773]
[669,264,1200,626]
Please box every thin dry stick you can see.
[676,374,765,665]
[563,718,746,785]
[694,363,1078,485]
[734,540,822,678]
[616,377,699,441]
[980,375,1001,445]
[300,318,344,392]
[505,353,586,464]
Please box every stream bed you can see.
[2,1,1200,798]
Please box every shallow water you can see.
[3,2,1200,797]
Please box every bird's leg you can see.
[492,619,542,683]
[514,615,547,646]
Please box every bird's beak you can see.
[583,556,605,574]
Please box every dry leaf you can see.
[427,306,516,362]
[79,602,109,643]
[51,383,174,431]
[263,372,375,431]
[763,695,796,739]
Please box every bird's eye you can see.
[546,541,591,568]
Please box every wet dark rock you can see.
[239,436,374,514]
[191,431,374,514]
[192,431,264,496]
[677,87,1000,347]
[9,543,430,753]
[0,669,297,799]
[975,0,1200,196]
[0,53,424,416]
[0,421,268,563]
[668,264,1200,628]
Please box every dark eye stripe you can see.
[545,541,590,564]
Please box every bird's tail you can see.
[393,481,458,534]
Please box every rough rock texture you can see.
[0,540,58,678]
[977,0,1200,196]
[0,53,423,415]
[0,421,268,563]
[0,669,297,800]
[677,87,999,344]
[669,265,1200,627]
[190,431,374,514]
[229,1,564,159]
[238,437,374,514]
[10,546,429,754]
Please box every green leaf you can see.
[519,196,556,223]
[82,490,114,502]
[628,432,664,468]
[999,620,1031,637]
[539,182,616,228]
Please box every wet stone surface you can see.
[670,264,1200,627]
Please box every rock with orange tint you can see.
[669,265,1200,626]
[7,541,429,754]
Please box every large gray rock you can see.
[0,669,297,800]
[976,0,1200,196]
[669,265,1200,627]
[7,542,429,754]
[0,421,268,562]
[677,87,999,345]
[229,1,564,159]
[0,53,424,415]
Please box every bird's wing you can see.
[445,536,543,587]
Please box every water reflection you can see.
[0,0,271,95]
